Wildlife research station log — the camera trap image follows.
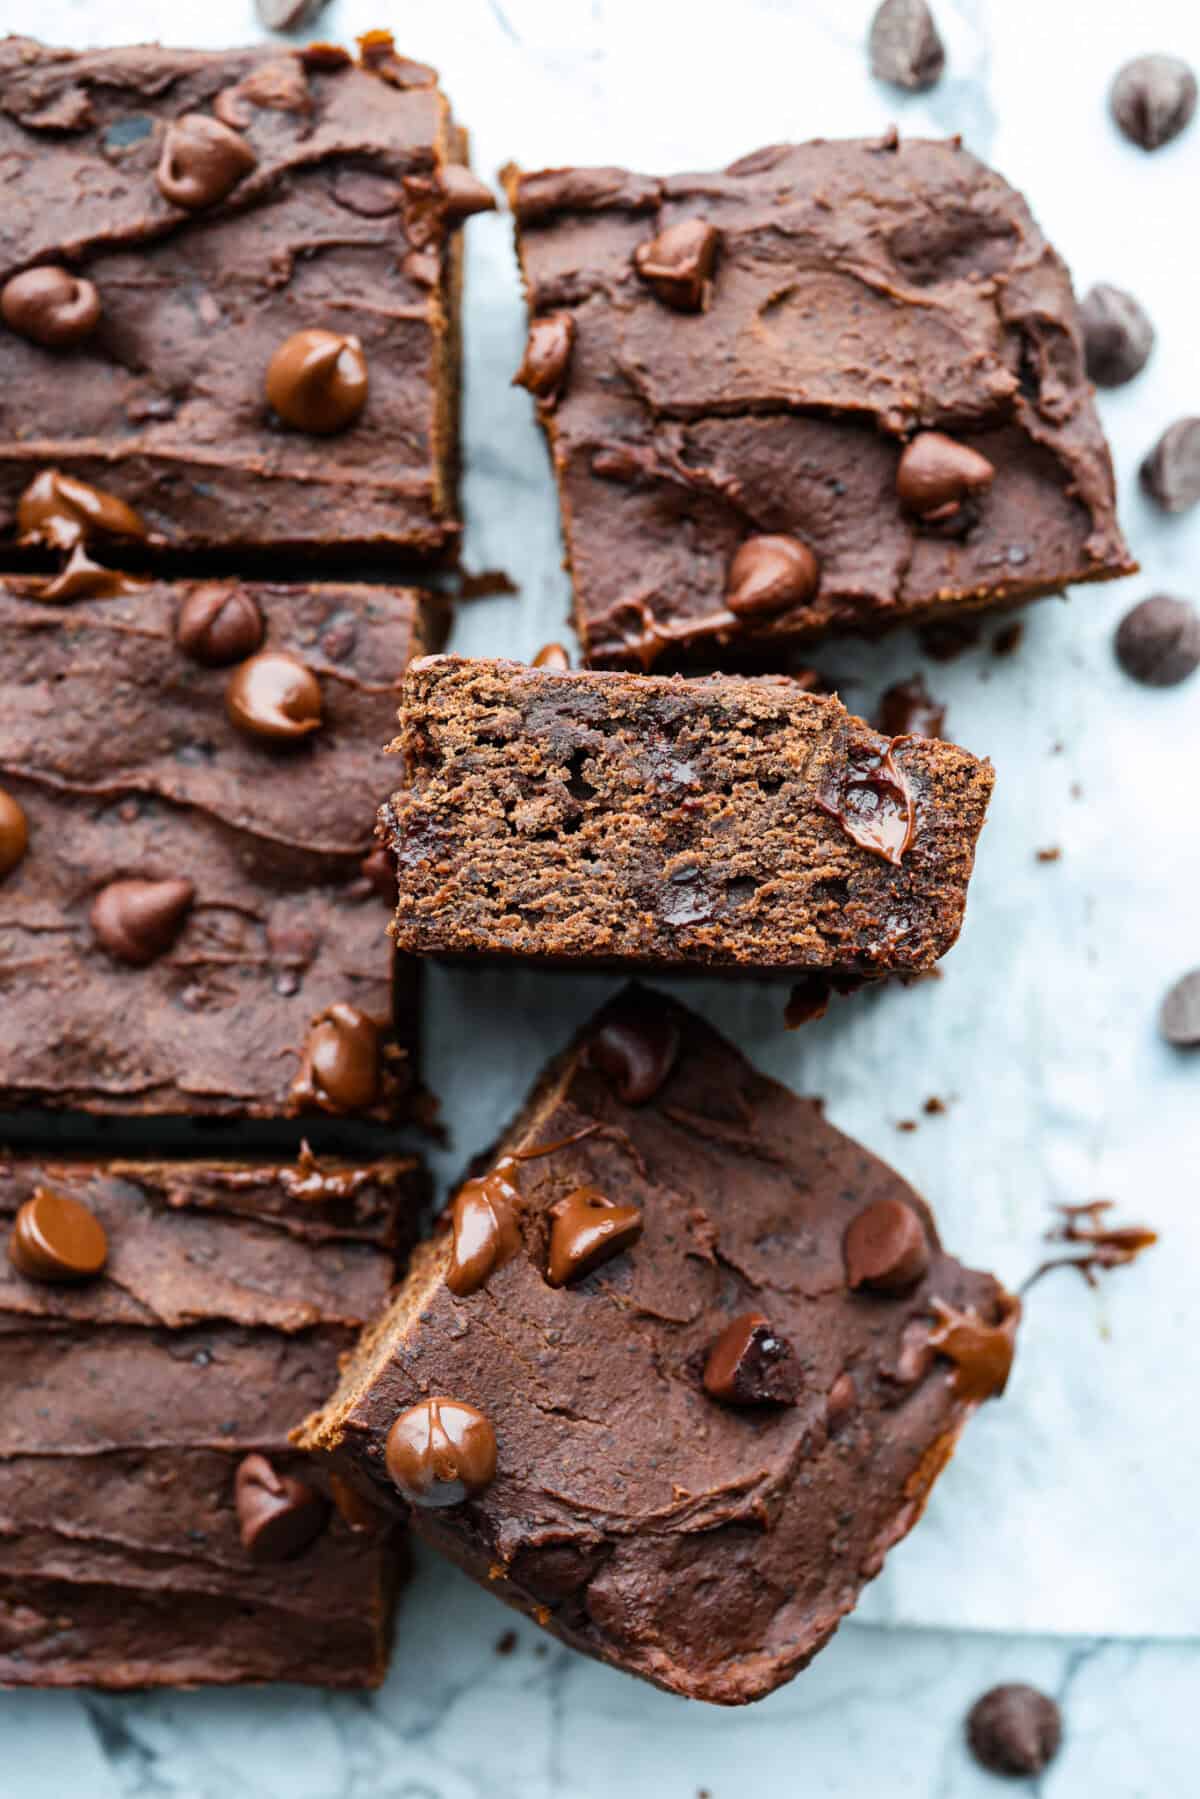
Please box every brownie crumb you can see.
[967,1683,1062,1777]
[917,617,982,662]
[896,1119,918,1133]
[1160,970,1200,1047]
[1035,847,1061,863]
[456,568,520,601]
[923,1096,947,1115]
[495,1629,518,1656]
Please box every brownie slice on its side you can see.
[0,1147,427,1689]
[504,137,1134,669]
[382,656,994,980]
[0,575,444,1121]
[298,988,1019,1705]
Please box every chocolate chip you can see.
[725,535,821,617]
[226,650,322,742]
[1114,595,1200,687]
[1079,284,1155,387]
[1160,970,1200,1047]
[17,469,148,551]
[447,1165,522,1297]
[266,329,368,434]
[896,432,994,522]
[1,267,101,349]
[234,1454,329,1562]
[633,218,720,312]
[532,642,572,671]
[546,1187,643,1287]
[288,1003,381,1114]
[513,313,576,413]
[440,164,498,221]
[876,674,945,739]
[38,547,144,603]
[0,788,29,881]
[928,1292,1020,1401]
[156,113,258,210]
[1140,418,1200,513]
[586,998,680,1104]
[844,1197,930,1294]
[90,878,194,966]
[868,0,945,91]
[385,1398,498,1507]
[1110,54,1197,151]
[176,586,266,667]
[328,1473,386,1535]
[8,1187,108,1283]
[966,1684,1062,1777]
[255,0,329,29]
[702,1312,800,1406]
[818,742,915,867]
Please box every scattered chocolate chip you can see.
[156,114,257,211]
[1,266,101,349]
[868,0,945,91]
[513,313,576,413]
[1079,284,1155,387]
[1160,970,1200,1047]
[90,877,195,966]
[17,469,148,551]
[234,1454,329,1561]
[1140,418,1200,512]
[328,1472,386,1534]
[447,1164,523,1297]
[725,535,821,617]
[385,1398,497,1507]
[0,788,29,881]
[176,585,266,667]
[255,0,329,29]
[1110,54,1197,151]
[928,1291,1020,1401]
[877,674,945,738]
[897,432,994,523]
[532,642,572,671]
[586,998,680,1104]
[8,1187,108,1283]
[818,740,915,866]
[967,1684,1062,1777]
[440,164,497,221]
[226,649,322,742]
[702,1312,800,1406]
[38,546,145,603]
[288,1003,381,1114]
[1115,594,1200,687]
[633,218,719,312]
[266,329,368,434]
[844,1197,930,1294]
[546,1186,643,1287]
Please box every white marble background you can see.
[6,0,1200,1790]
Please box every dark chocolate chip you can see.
[17,469,148,551]
[447,1165,522,1297]
[633,218,720,312]
[532,642,572,671]
[1160,970,1200,1047]
[157,114,258,210]
[1140,418,1200,513]
[176,585,266,667]
[725,535,821,617]
[1,266,101,349]
[234,1454,329,1562]
[513,313,576,412]
[868,0,945,92]
[385,1398,497,1507]
[288,1003,381,1114]
[0,788,29,881]
[966,1684,1062,1777]
[703,1312,800,1406]
[877,674,945,739]
[818,742,915,867]
[897,432,994,522]
[266,329,368,434]
[546,1187,643,1287]
[255,0,329,29]
[38,547,145,603]
[226,650,322,742]
[8,1187,108,1283]
[1079,284,1155,387]
[1114,595,1200,687]
[90,878,195,966]
[1110,54,1196,151]
[587,999,680,1104]
[844,1197,930,1293]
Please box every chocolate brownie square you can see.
[381,656,993,980]
[0,574,444,1119]
[0,33,495,563]
[504,136,1134,668]
[298,987,1018,1704]
[0,1145,427,1688]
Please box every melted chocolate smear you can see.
[1023,1201,1158,1292]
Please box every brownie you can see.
[0,1145,427,1688]
[504,137,1134,669]
[0,33,495,563]
[298,987,1019,1705]
[0,574,444,1119]
[382,657,994,979]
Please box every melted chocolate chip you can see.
[156,113,258,210]
[1114,595,1200,687]
[586,1000,680,1104]
[927,1291,1020,1401]
[633,218,720,312]
[868,0,945,92]
[1079,284,1155,387]
[226,650,322,742]
[0,788,29,881]
[877,674,945,739]
[1160,969,1200,1047]
[513,313,576,412]
[328,1473,386,1534]
[288,1003,381,1114]
[967,1684,1062,1777]
[447,1163,523,1297]
[385,1398,497,1507]
[1024,1200,1157,1291]
[532,642,572,671]
[818,740,915,866]
[266,329,368,434]
[844,1198,930,1294]
[896,432,994,523]
[234,1454,329,1562]
[546,1186,643,1287]
[38,546,145,603]
[440,164,497,221]
[176,586,266,667]
[1110,54,1197,151]
[1,266,101,349]
[17,469,148,551]
[1140,418,1200,513]
[725,535,821,617]
[703,1312,800,1406]
[90,877,195,966]
[8,1187,108,1283]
